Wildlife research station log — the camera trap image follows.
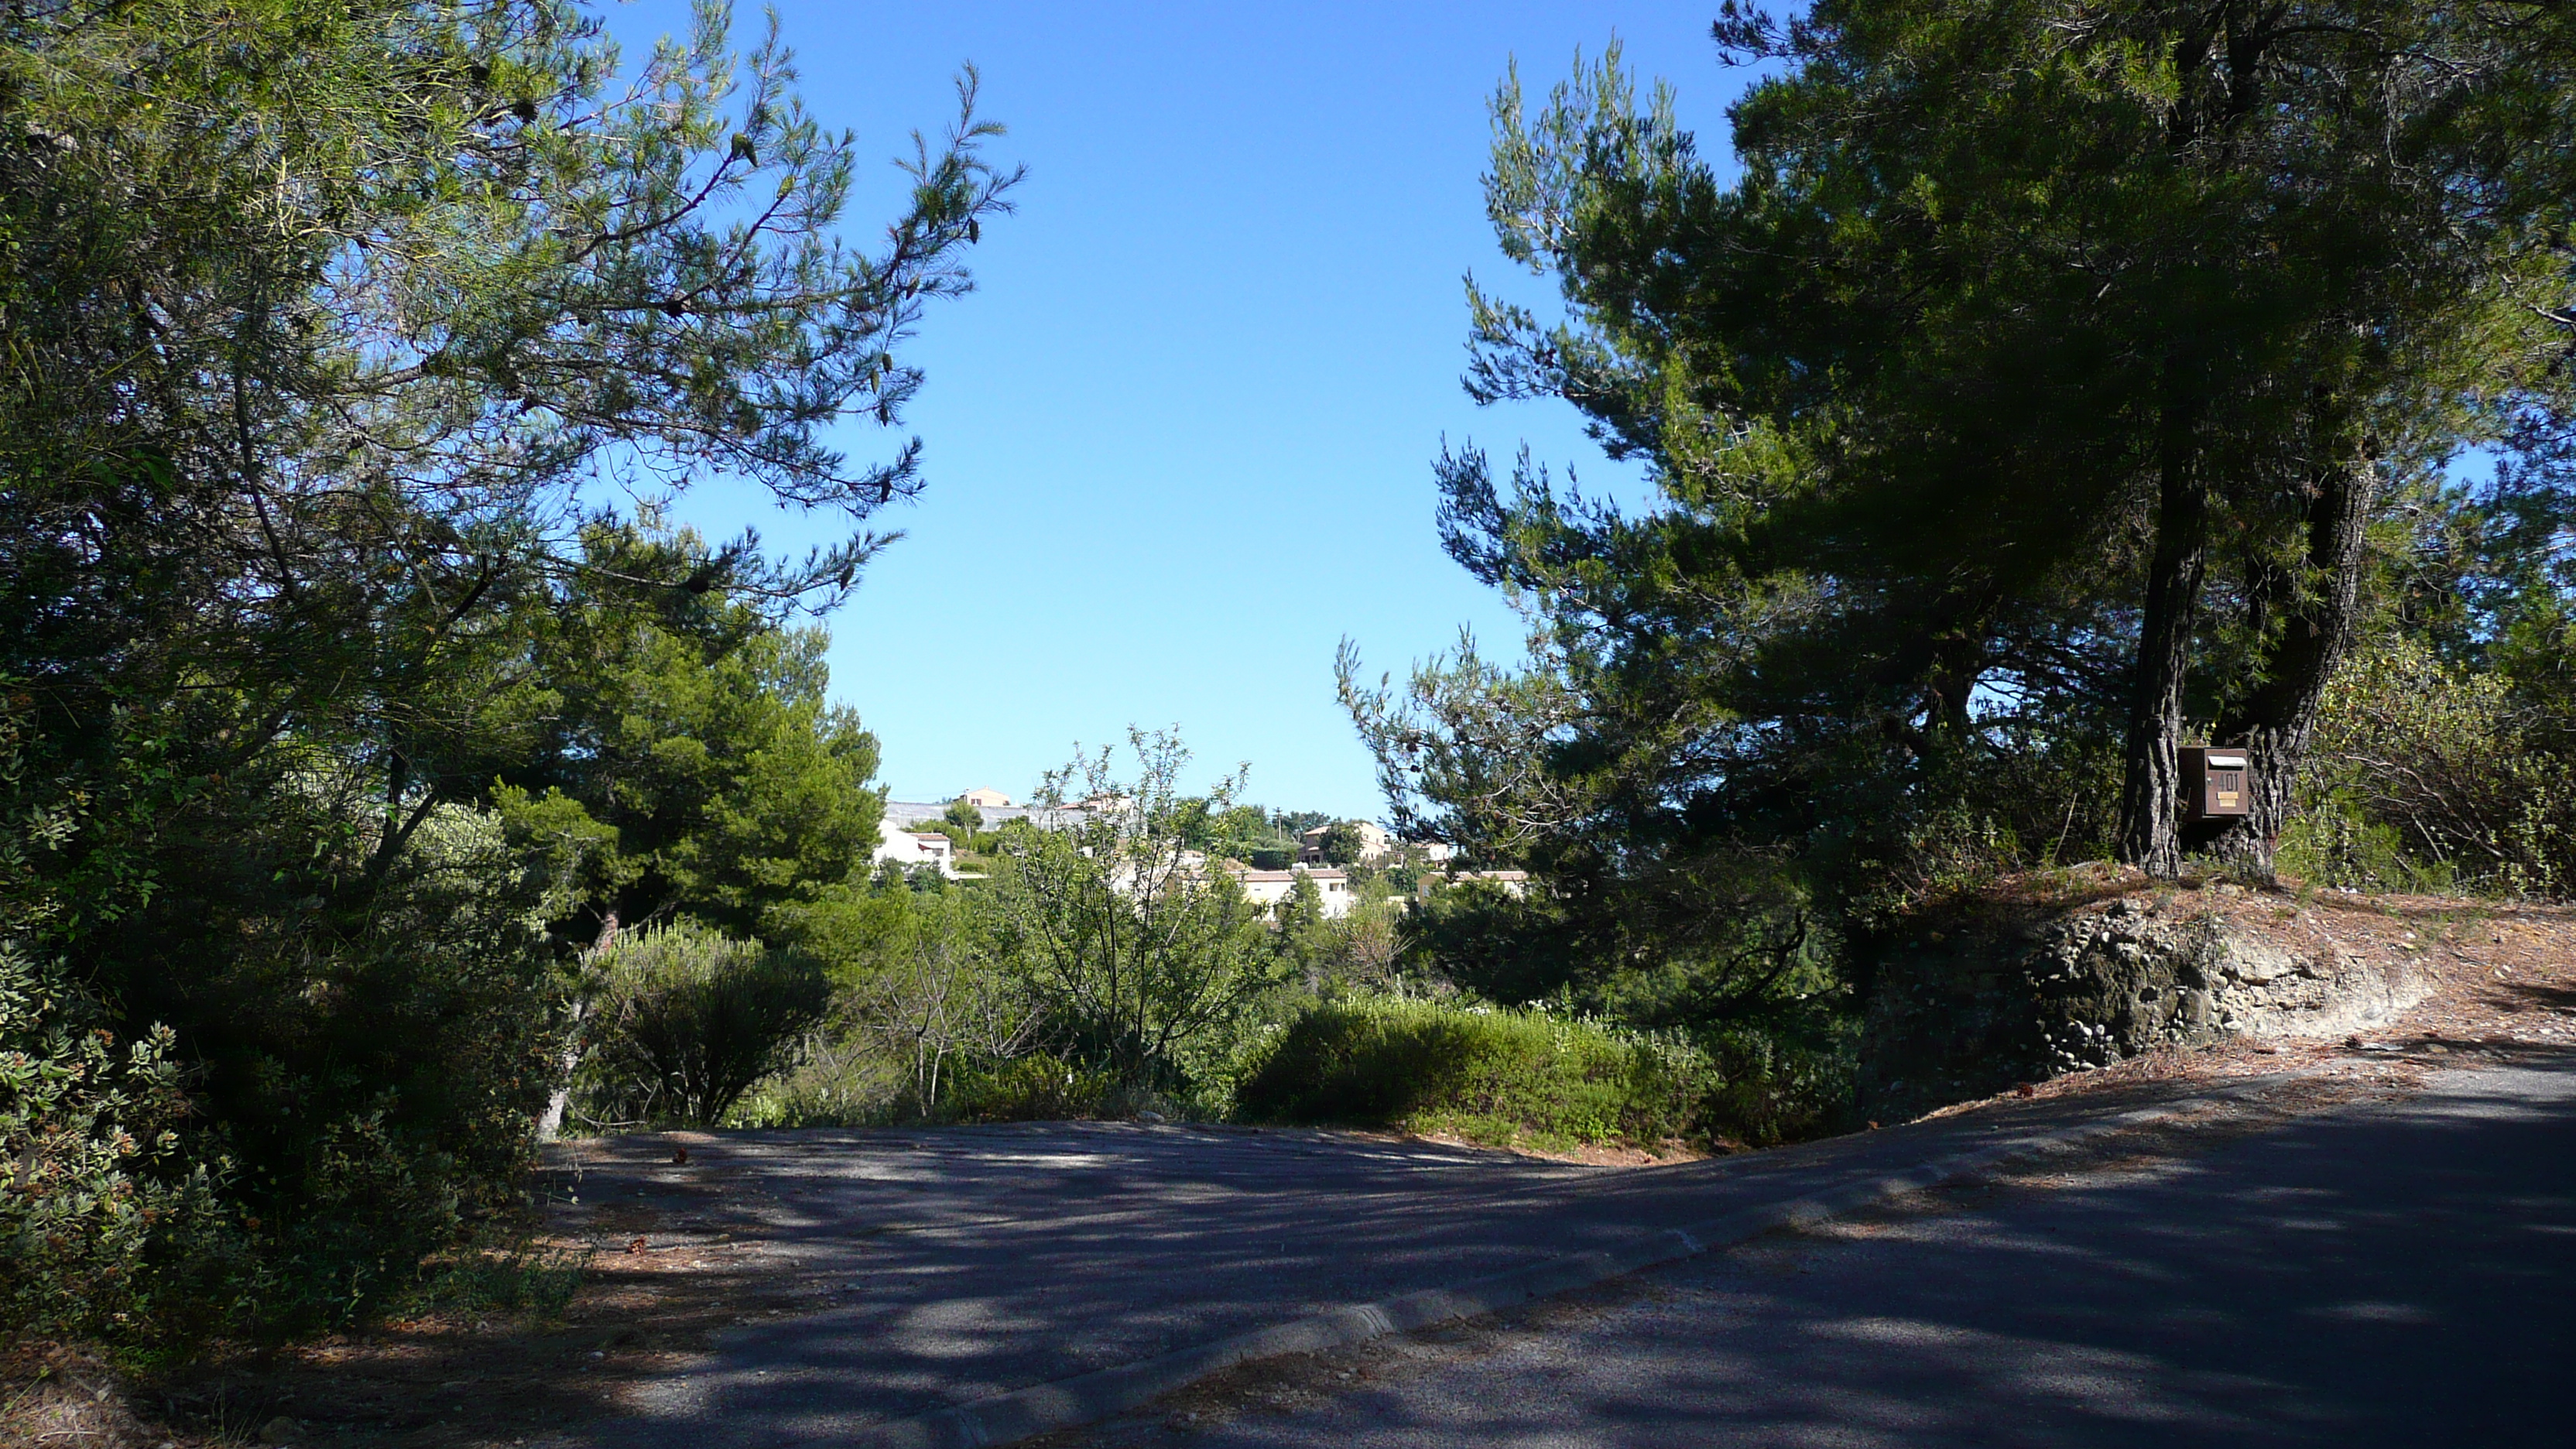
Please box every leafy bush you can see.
[0,942,238,1345]
[576,923,828,1129]
[987,730,1282,1088]
[946,1053,1112,1122]
[2292,637,2576,896]
[722,1035,907,1129]
[410,1242,589,1321]
[1692,1018,1858,1148]
[1235,997,1711,1151]
[12,772,581,1340]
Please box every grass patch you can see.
[1235,997,1711,1153]
[409,1240,591,1321]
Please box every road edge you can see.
[835,1078,2293,1449]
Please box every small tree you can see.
[1316,896,1404,992]
[579,922,828,1128]
[987,729,1279,1088]
[1317,820,1368,867]
[852,889,1036,1115]
[1273,872,1327,989]
[945,797,986,834]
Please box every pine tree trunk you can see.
[2209,457,2376,879]
[2119,407,2211,878]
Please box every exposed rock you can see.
[1859,882,2430,1121]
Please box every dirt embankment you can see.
[1861,865,2576,1120]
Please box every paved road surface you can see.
[547,1077,2266,1446]
[1170,1058,2576,1448]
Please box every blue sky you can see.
[617,2,1762,817]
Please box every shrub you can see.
[723,1034,906,1129]
[1693,1017,1858,1147]
[576,923,827,1129]
[5,783,579,1342]
[1235,996,1709,1151]
[946,1053,1111,1122]
[2296,636,2576,896]
[987,731,1282,1088]
[0,940,238,1345]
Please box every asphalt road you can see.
[1172,1057,2576,1449]
[546,1076,2267,1447]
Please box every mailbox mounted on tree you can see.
[2179,747,2252,821]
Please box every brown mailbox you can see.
[2179,746,2252,820]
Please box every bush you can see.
[2294,636,2576,896]
[6,782,581,1342]
[1235,996,1710,1152]
[722,1034,906,1129]
[1692,1017,1858,1148]
[946,1053,1112,1122]
[0,941,239,1345]
[575,923,828,1129]
[987,730,1282,1089]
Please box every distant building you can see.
[872,819,957,877]
[882,799,1091,833]
[1297,820,1396,865]
[1292,822,1451,868]
[957,786,1015,810]
[1422,868,1529,900]
[1231,866,1355,920]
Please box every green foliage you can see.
[0,942,237,1345]
[836,884,1031,1116]
[1342,4,2576,1122]
[946,799,986,833]
[409,1242,590,1322]
[945,1053,1113,1122]
[1187,802,1329,873]
[1402,882,1588,1009]
[2285,637,2575,896]
[111,796,584,1333]
[1690,1017,1858,1150]
[1273,878,1406,997]
[985,730,1285,1088]
[1273,872,1326,939]
[491,526,889,944]
[1316,821,1367,867]
[575,923,828,1129]
[0,0,1007,1348]
[1236,998,1710,1152]
[745,868,1046,1126]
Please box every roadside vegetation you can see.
[6,0,2575,1384]
[1241,999,1737,1154]
[0,0,1016,1358]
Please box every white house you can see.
[1231,866,1355,920]
[872,819,957,877]
[1421,868,1529,900]
[882,798,1092,833]
[1297,820,1397,865]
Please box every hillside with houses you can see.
[871,787,1522,917]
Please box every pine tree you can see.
[1383,2,2576,893]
